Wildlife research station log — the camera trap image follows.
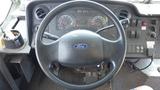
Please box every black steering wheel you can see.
[35,0,126,90]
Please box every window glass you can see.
[0,0,12,25]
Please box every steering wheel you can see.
[35,0,126,90]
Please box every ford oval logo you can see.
[73,43,88,49]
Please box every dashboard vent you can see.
[35,7,48,20]
[119,10,129,20]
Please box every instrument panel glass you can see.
[56,7,111,30]
[47,7,119,40]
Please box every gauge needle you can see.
[96,18,130,33]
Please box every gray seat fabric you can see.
[0,72,11,90]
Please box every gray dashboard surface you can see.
[26,0,160,58]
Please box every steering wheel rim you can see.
[35,0,127,89]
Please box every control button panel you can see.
[126,18,158,58]
[127,44,145,54]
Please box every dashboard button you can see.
[136,46,140,50]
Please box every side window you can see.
[0,0,12,25]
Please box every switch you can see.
[141,21,147,31]
[130,19,138,26]
[136,46,140,50]
[136,46,140,53]
[140,46,144,53]
[141,21,148,26]
[147,48,154,56]
[141,46,144,50]
[129,30,137,38]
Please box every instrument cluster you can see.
[56,7,110,31]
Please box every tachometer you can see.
[57,15,74,30]
[91,16,108,29]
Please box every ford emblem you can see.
[73,43,88,49]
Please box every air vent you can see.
[35,6,49,20]
[119,10,129,20]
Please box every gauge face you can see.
[58,15,74,30]
[91,16,108,29]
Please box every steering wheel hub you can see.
[59,30,103,67]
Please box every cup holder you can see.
[2,30,24,49]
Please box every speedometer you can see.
[91,16,108,29]
[57,15,74,30]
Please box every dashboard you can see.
[26,0,160,59]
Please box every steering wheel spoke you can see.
[43,32,59,40]
[36,41,59,66]
[96,24,115,33]
[102,37,125,66]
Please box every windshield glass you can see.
[0,0,12,25]
[114,0,160,3]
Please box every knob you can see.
[150,32,156,38]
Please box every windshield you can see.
[114,0,160,3]
[0,0,12,25]
[0,0,160,25]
